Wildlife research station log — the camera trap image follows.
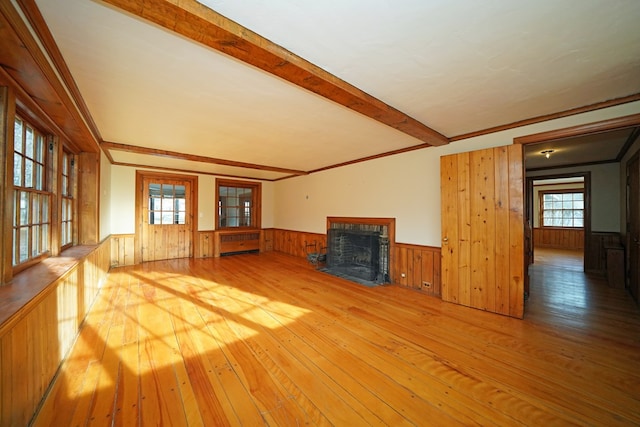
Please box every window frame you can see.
[215,178,261,230]
[539,188,585,229]
[12,116,52,271]
[60,148,76,250]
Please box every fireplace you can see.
[323,218,391,286]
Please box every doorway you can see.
[517,113,640,302]
[135,171,198,262]
[525,173,589,271]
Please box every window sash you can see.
[216,180,260,229]
[12,117,52,267]
[540,191,584,228]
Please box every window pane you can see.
[32,195,41,223]
[575,219,584,227]
[149,196,161,210]
[35,164,44,190]
[36,135,45,163]
[25,127,34,158]
[149,211,162,225]
[42,196,49,222]
[20,191,29,225]
[175,185,185,198]
[13,155,22,186]
[32,225,41,256]
[176,212,186,224]
[41,224,49,252]
[161,197,174,211]
[162,184,174,198]
[161,212,173,224]
[19,227,29,263]
[12,229,17,265]
[24,159,33,188]
[149,183,161,197]
[14,119,23,153]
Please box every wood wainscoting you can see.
[533,227,584,250]
[0,241,110,427]
[197,231,216,258]
[110,234,135,267]
[272,228,327,259]
[271,228,441,296]
[392,243,442,297]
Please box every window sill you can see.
[0,245,98,334]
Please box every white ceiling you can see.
[33,0,640,180]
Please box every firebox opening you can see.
[321,222,390,287]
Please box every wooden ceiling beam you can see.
[101,141,309,176]
[99,0,449,147]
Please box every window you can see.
[60,150,75,247]
[13,117,50,266]
[540,191,584,228]
[148,183,187,224]
[216,179,261,229]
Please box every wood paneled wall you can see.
[197,231,216,258]
[272,228,327,259]
[110,234,135,266]
[0,241,110,427]
[392,243,442,297]
[271,229,441,296]
[533,227,584,250]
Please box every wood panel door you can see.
[137,173,195,262]
[627,153,639,303]
[441,145,525,318]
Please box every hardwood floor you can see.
[31,251,640,426]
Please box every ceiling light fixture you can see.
[541,149,554,159]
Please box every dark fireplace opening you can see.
[323,226,389,286]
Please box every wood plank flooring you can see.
[31,250,640,426]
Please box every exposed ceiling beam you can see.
[99,0,449,147]
[101,141,309,176]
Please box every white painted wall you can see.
[100,101,639,242]
[108,166,275,235]
[274,101,640,246]
[109,165,137,234]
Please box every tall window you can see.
[216,179,261,229]
[540,191,584,228]
[13,117,50,267]
[60,150,74,247]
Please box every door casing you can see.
[135,170,198,263]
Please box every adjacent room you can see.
[1,0,639,425]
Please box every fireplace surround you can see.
[323,217,393,286]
